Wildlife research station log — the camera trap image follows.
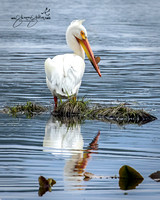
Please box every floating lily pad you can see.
[119,165,144,179]
[119,176,143,190]
[149,171,160,182]
[83,165,143,190]
[38,176,56,196]
[119,165,144,190]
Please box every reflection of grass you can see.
[50,115,84,129]
[4,101,47,118]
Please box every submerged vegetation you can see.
[2,98,157,125]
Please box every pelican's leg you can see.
[54,96,58,111]
[72,96,77,102]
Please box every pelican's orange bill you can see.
[76,37,101,77]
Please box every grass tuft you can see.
[53,100,157,125]
[87,104,157,124]
[4,101,47,118]
[55,98,89,117]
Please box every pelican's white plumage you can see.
[45,20,101,106]
[45,53,85,97]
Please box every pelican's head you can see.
[66,20,101,77]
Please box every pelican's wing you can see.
[45,54,85,97]
[45,55,63,92]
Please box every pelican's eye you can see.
[80,30,86,40]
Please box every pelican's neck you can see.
[66,32,85,60]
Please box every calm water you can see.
[0,0,160,199]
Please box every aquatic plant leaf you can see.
[38,176,56,196]
[149,171,160,182]
[38,186,50,197]
[119,165,144,190]
[48,178,56,186]
[38,176,48,187]
[119,165,143,179]
[119,177,143,190]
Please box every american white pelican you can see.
[45,20,101,108]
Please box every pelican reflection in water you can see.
[43,116,100,190]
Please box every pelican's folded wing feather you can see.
[45,54,85,97]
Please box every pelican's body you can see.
[45,20,101,107]
[45,53,85,98]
